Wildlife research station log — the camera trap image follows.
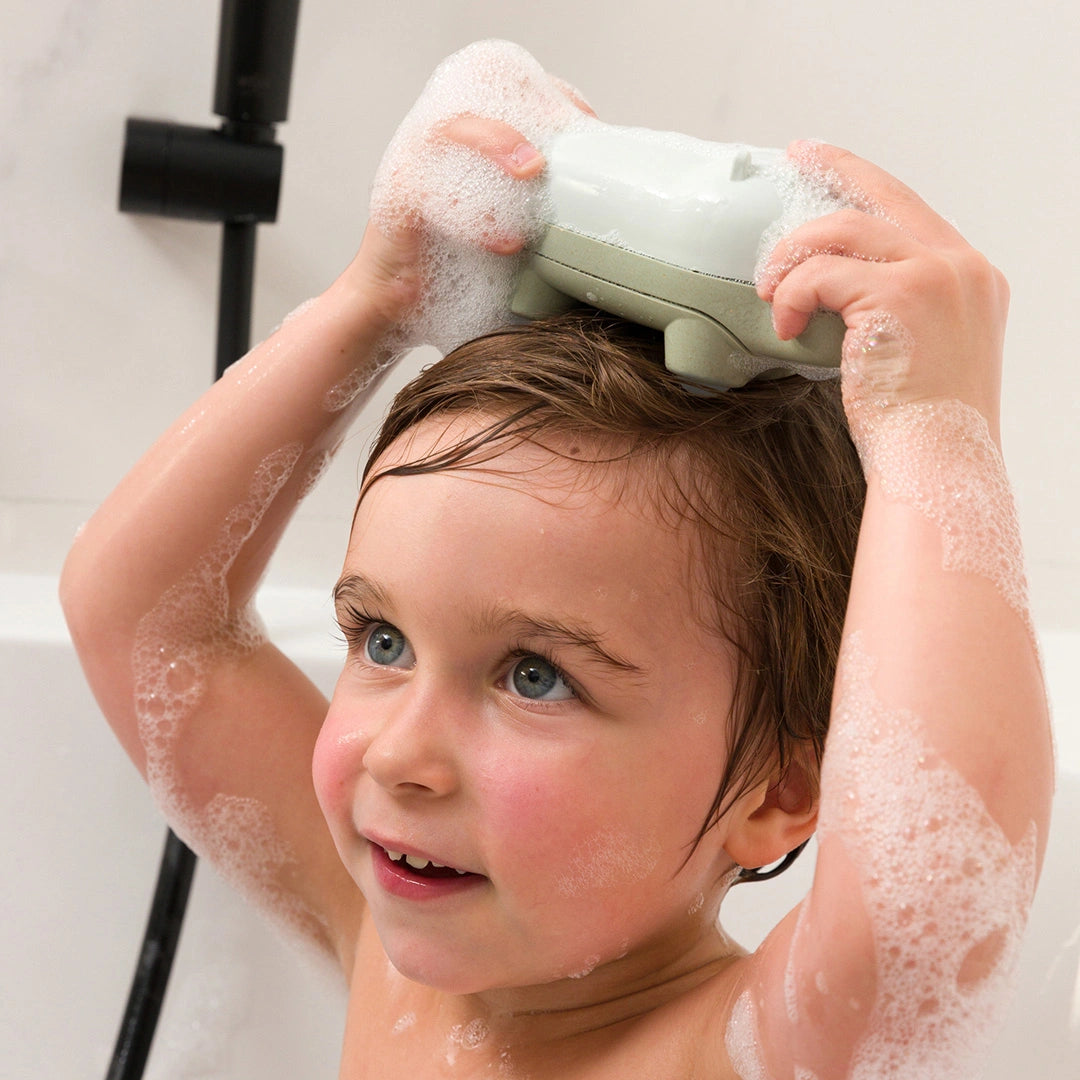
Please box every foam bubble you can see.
[392,1012,417,1035]
[754,154,862,286]
[554,827,661,897]
[370,40,584,356]
[726,347,842,385]
[816,632,1037,1078]
[323,347,398,413]
[369,41,855,365]
[568,954,601,979]
[296,448,333,499]
[446,1018,489,1066]
[725,991,771,1080]
[846,388,1032,635]
[842,311,917,403]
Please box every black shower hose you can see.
[104,220,258,1080]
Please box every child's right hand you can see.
[340,118,547,334]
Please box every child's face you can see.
[313,417,742,997]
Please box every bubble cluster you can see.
[726,347,843,385]
[322,346,398,413]
[369,40,584,357]
[445,1018,489,1067]
[725,991,770,1080]
[818,632,1036,1078]
[369,40,858,371]
[130,443,328,944]
[567,954,601,979]
[849,390,1032,635]
[554,827,661,897]
[392,1012,417,1035]
[296,448,333,500]
[726,634,1037,1080]
[753,152,865,287]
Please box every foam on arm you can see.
[727,390,1053,1079]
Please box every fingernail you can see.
[511,142,541,168]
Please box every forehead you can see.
[349,416,719,634]
[363,412,678,520]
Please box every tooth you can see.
[384,848,403,862]
[404,854,431,871]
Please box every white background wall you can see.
[3,6,1079,1076]
[3,0,1079,630]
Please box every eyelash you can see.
[334,603,382,653]
[334,607,583,702]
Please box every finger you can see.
[435,115,545,178]
[789,141,964,249]
[770,255,901,340]
[758,210,921,299]
[548,74,598,117]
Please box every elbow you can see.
[59,533,101,654]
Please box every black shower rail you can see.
[108,3,300,1077]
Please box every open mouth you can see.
[380,846,478,880]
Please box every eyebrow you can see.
[333,573,391,616]
[476,603,647,681]
[332,574,646,681]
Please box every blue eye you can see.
[365,623,411,666]
[509,656,575,701]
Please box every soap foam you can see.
[726,347,842,385]
[369,40,584,357]
[554,827,661,897]
[817,632,1037,1078]
[296,448,333,499]
[567,954,602,979]
[847,387,1032,636]
[131,443,329,946]
[369,41,855,369]
[725,991,771,1080]
[392,1012,417,1035]
[445,1018,489,1066]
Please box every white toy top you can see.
[544,127,786,283]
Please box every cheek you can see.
[477,741,668,895]
[311,702,368,827]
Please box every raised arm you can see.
[60,121,547,963]
[730,144,1054,1079]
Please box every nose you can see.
[361,683,461,798]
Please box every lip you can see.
[365,837,487,902]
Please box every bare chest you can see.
[333,981,736,1080]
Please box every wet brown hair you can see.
[362,311,865,875]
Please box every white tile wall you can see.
[5,0,1079,627]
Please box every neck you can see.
[428,913,744,1065]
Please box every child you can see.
[62,54,1052,1080]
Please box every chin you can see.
[379,932,505,995]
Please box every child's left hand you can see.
[756,142,1010,441]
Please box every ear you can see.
[722,759,818,873]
